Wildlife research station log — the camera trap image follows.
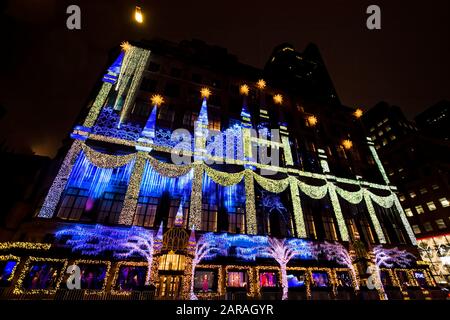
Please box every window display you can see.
[227,271,248,288]
[287,271,306,288]
[259,271,277,288]
[311,272,330,288]
[23,262,63,290]
[194,270,217,293]
[115,265,147,291]
[0,260,18,286]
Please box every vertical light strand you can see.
[244,170,257,235]
[281,135,294,166]
[393,194,417,245]
[118,152,146,225]
[119,48,151,125]
[289,176,306,237]
[189,162,204,230]
[38,140,83,218]
[363,189,387,244]
[367,138,390,185]
[82,82,113,127]
[327,183,350,241]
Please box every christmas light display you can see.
[327,183,349,241]
[320,242,359,290]
[38,140,82,218]
[256,79,266,90]
[83,83,113,128]
[244,170,257,234]
[110,261,148,296]
[0,242,51,251]
[13,257,68,295]
[253,174,289,194]
[119,152,146,225]
[289,176,307,237]
[82,144,135,168]
[0,255,20,281]
[56,224,155,285]
[363,189,387,244]
[190,163,204,230]
[71,259,112,294]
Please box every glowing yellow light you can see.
[151,94,164,106]
[342,139,353,150]
[134,6,143,23]
[307,115,318,126]
[120,41,131,52]
[354,108,363,118]
[273,94,283,105]
[200,87,211,99]
[256,79,266,90]
[240,84,249,96]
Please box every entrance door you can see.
[157,275,183,299]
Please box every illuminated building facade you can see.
[0,39,443,300]
[362,102,450,284]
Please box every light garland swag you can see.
[40,140,416,244]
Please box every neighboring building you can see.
[0,39,438,300]
[415,100,450,141]
[362,102,450,284]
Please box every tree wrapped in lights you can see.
[261,238,296,300]
[56,224,154,285]
[320,241,359,290]
[372,245,415,299]
[189,233,229,300]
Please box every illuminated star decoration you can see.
[256,79,266,90]
[120,41,131,52]
[342,139,353,150]
[239,84,249,96]
[307,115,318,127]
[200,87,211,99]
[151,94,164,106]
[354,108,363,119]
[273,94,283,105]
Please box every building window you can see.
[167,200,188,228]
[322,216,338,241]
[419,188,428,194]
[435,219,447,230]
[382,139,388,146]
[432,184,440,190]
[148,62,160,72]
[97,192,125,224]
[409,191,416,199]
[305,215,317,239]
[370,127,375,132]
[378,130,383,136]
[201,204,218,232]
[426,201,437,211]
[439,198,449,208]
[228,208,245,234]
[57,188,89,221]
[412,225,421,234]
[159,253,186,271]
[404,208,413,217]
[399,194,406,202]
[415,205,425,214]
[385,126,392,132]
[208,117,221,131]
[423,222,433,232]
[183,111,198,127]
[134,196,158,227]
[157,105,175,123]
[390,135,396,141]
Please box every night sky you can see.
[0,0,449,157]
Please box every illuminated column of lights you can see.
[189,162,204,230]
[393,194,417,245]
[366,137,390,185]
[119,47,151,125]
[38,140,83,218]
[118,151,146,225]
[363,189,387,244]
[289,176,307,237]
[317,148,331,174]
[82,82,113,128]
[114,42,135,109]
[327,182,350,242]
[280,126,294,166]
[240,84,254,164]
[244,170,257,235]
